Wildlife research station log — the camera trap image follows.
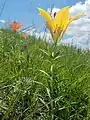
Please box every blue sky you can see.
[0,0,84,30]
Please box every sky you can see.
[0,0,84,28]
[0,0,90,50]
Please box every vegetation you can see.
[0,29,90,120]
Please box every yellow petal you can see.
[62,7,70,27]
[54,6,70,28]
[37,8,52,22]
[37,7,54,33]
[69,14,86,23]
[59,14,86,40]
[59,26,68,41]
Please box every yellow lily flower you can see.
[37,6,85,42]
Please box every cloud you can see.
[47,0,90,50]
[24,27,52,42]
[0,20,10,29]
[0,20,6,24]
[47,8,60,19]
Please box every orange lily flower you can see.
[8,21,23,32]
[21,33,28,39]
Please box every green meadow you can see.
[0,29,90,120]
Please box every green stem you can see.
[51,65,54,120]
[54,41,57,47]
[49,41,58,120]
[88,88,90,118]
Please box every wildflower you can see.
[37,6,85,42]
[21,33,28,39]
[8,21,23,32]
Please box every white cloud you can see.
[0,20,6,23]
[24,28,52,42]
[0,20,10,29]
[69,2,86,16]
[47,8,60,19]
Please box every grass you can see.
[0,29,90,120]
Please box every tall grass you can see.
[0,29,90,120]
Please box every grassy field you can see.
[0,29,90,120]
